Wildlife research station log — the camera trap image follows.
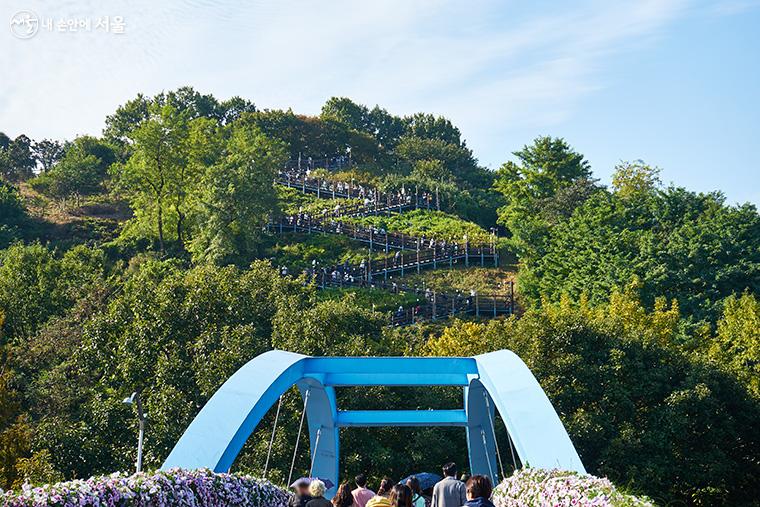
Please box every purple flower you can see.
[2,468,291,507]
[492,468,655,507]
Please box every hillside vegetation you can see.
[0,88,759,505]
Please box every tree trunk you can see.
[157,196,165,253]
[176,208,184,250]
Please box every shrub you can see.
[0,181,25,247]
[0,181,25,223]
[493,468,654,507]
[0,468,291,507]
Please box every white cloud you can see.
[0,0,690,152]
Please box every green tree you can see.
[272,295,387,356]
[411,159,453,183]
[112,104,190,252]
[0,244,63,342]
[20,260,306,477]
[321,97,405,150]
[0,181,24,213]
[0,134,36,182]
[189,124,285,264]
[0,181,25,245]
[395,136,487,187]
[611,161,661,199]
[403,113,463,146]
[522,187,760,324]
[708,293,760,397]
[32,139,64,173]
[30,136,116,205]
[321,97,371,132]
[244,109,380,168]
[0,243,105,343]
[495,136,593,261]
[504,136,591,197]
[0,362,33,490]
[103,93,152,146]
[103,87,255,150]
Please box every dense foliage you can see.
[0,181,26,248]
[494,142,760,327]
[29,136,116,205]
[1,88,758,505]
[425,289,760,505]
[516,186,760,325]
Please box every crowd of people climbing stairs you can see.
[271,156,514,327]
[290,463,495,507]
[278,158,441,211]
[277,261,514,326]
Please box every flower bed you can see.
[1,468,291,507]
[493,468,655,507]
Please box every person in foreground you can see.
[431,462,467,507]
[290,478,313,507]
[388,484,413,507]
[334,482,357,507]
[463,475,494,507]
[306,480,332,507]
[406,476,427,507]
[366,478,393,507]
[352,474,376,507]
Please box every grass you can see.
[262,232,389,273]
[276,188,494,249]
[401,266,516,294]
[345,209,493,245]
[276,186,361,216]
[316,286,422,312]
[12,184,123,247]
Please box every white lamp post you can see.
[123,391,146,473]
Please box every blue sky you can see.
[1,0,758,204]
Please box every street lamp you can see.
[123,391,146,473]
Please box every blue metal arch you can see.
[162,350,584,492]
[474,350,585,472]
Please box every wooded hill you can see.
[1,87,758,505]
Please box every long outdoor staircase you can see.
[271,159,514,326]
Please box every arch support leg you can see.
[465,380,499,485]
[298,379,339,497]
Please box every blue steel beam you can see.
[312,372,470,386]
[336,410,467,427]
[302,356,478,375]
